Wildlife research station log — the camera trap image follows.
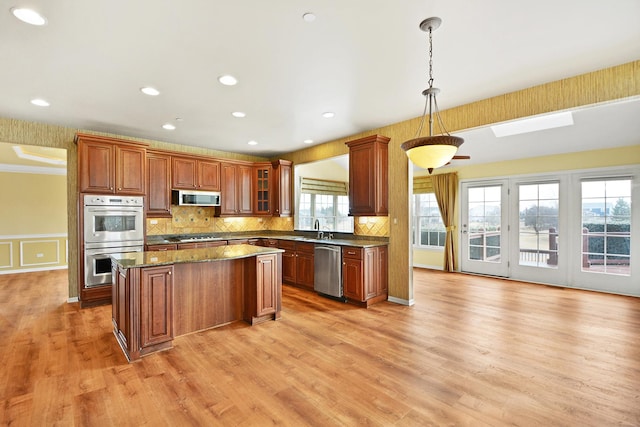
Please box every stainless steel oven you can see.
[83,195,144,244]
[83,195,145,288]
[84,243,143,287]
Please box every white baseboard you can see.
[387,295,414,306]
[67,297,79,303]
[0,265,68,275]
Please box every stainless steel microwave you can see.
[171,190,221,206]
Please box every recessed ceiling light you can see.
[302,13,316,22]
[218,75,238,86]
[162,123,176,130]
[303,139,314,144]
[140,87,160,96]
[322,112,335,118]
[30,98,50,107]
[490,111,574,137]
[11,7,47,26]
[247,140,258,146]
[232,111,246,118]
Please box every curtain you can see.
[300,177,348,195]
[431,172,458,272]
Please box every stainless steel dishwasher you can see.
[314,244,344,300]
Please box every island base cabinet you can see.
[112,265,174,362]
[140,266,174,348]
[244,253,282,325]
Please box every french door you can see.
[460,181,509,277]
[461,179,566,282]
[460,168,638,296]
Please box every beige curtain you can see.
[431,172,458,272]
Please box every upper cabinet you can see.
[219,162,253,216]
[77,133,147,195]
[272,159,293,217]
[172,156,220,191]
[345,135,389,216]
[146,150,172,217]
[253,162,272,216]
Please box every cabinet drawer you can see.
[278,240,296,251]
[295,242,315,254]
[342,246,363,260]
[146,244,178,251]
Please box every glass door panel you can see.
[461,182,509,277]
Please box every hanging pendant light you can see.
[401,17,464,173]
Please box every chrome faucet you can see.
[317,230,324,240]
[313,219,320,230]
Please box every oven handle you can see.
[86,208,142,213]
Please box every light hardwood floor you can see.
[1,268,638,426]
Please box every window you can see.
[518,182,559,268]
[413,193,445,248]
[298,191,353,233]
[581,178,631,276]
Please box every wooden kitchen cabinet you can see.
[172,156,220,191]
[146,151,172,217]
[253,162,272,215]
[219,162,253,216]
[146,243,178,251]
[272,159,293,217]
[279,240,314,291]
[140,266,174,348]
[176,241,226,249]
[77,133,147,195]
[342,245,388,306]
[345,134,390,216]
[112,264,174,361]
[252,160,293,217]
[244,253,281,325]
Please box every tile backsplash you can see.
[146,207,388,237]
[146,206,295,235]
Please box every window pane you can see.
[581,179,631,276]
[518,182,559,268]
[467,186,502,262]
[413,193,445,248]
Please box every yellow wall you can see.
[0,172,67,234]
[0,170,68,273]
[0,60,637,302]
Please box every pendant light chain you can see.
[428,27,434,89]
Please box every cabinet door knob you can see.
[168,271,172,275]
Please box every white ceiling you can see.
[1,1,639,161]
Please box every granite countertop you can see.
[112,244,284,269]
[146,233,388,248]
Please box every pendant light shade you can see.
[401,17,464,172]
[401,135,464,169]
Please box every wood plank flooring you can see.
[1,268,638,426]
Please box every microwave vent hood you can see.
[171,190,221,206]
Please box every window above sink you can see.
[294,155,353,233]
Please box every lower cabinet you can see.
[342,245,388,307]
[112,264,174,361]
[279,240,314,291]
[244,253,282,325]
[140,266,174,348]
[146,243,178,251]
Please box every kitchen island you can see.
[111,244,283,362]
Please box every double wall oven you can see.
[83,194,144,288]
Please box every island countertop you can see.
[111,244,284,269]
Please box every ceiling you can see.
[1,1,639,161]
